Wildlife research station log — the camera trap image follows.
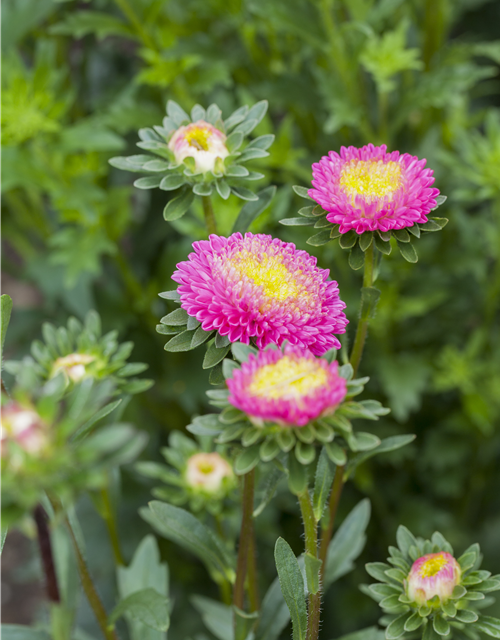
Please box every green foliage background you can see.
[2,0,500,637]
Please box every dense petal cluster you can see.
[168,120,229,174]
[172,233,348,355]
[406,552,461,605]
[309,144,439,234]
[226,346,347,426]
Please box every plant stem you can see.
[64,513,118,640]
[33,504,61,603]
[318,465,345,576]
[201,195,218,236]
[298,490,320,640]
[350,241,375,377]
[247,520,259,612]
[233,469,255,611]
[100,487,125,566]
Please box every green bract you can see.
[4,310,153,396]
[135,430,237,515]
[364,526,500,640]
[109,99,274,221]
[282,187,448,268]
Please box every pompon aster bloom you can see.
[309,144,440,234]
[227,346,347,427]
[171,233,348,355]
[168,120,229,174]
[406,552,461,606]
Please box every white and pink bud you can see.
[168,121,229,174]
[185,452,233,493]
[52,353,95,382]
[406,552,461,605]
[1,402,48,458]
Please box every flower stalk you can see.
[318,463,345,575]
[233,469,256,613]
[298,490,321,640]
[201,195,218,236]
[350,240,375,377]
[33,504,61,603]
[100,486,125,567]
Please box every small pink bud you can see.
[168,121,229,174]
[53,353,95,382]
[406,552,461,605]
[1,402,48,458]
[185,452,233,493]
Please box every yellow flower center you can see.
[198,462,215,474]
[340,159,402,203]
[229,251,302,301]
[419,553,448,578]
[185,126,211,151]
[248,356,328,399]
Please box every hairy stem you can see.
[298,490,320,640]
[233,469,255,611]
[201,195,218,236]
[318,465,345,576]
[247,520,260,612]
[65,513,118,640]
[350,241,375,377]
[33,504,60,603]
[100,487,125,566]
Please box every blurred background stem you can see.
[100,487,125,566]
[33,504,60,603]
[233,469,255,614]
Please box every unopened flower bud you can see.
[168,121,229,174]
[185,452,233,493]
[52,353,95,382]
[406,552,461,605]
[1,402,47,457]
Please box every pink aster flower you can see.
[406,552,461,605]
[226,346,347,427]
[172,233,348,355]
[309,144,440,235]
[1,402,48,457]
[168,120,229,174]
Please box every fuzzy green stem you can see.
[247,521,260,612]
[298,490,320,640]
[65,513,118,640]
[318,465,345,575]
[350,241,375,378]
[201,195,218,236]
[100,487,125,566]
[233,469,255,612]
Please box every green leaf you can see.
[1,294,13,358]
[334,627,385,640]
[71,399,122,442]
[280,217,316,226]
[234,607,260,640]
[164,330,196,352]
[166,101,189,126]
[374,234,392,255]
[234,445,261,475]
[191,596,232,640]
[248,134,275,150]
[393,228,410,243]
[163,189,195,221]
[349,243,365,270]
[0,626,51,640]
[232,186,276,234]
[274,538,307,640]
[359,232,373,251]
[386,613,410,639]
[160,308,188,326]
[292,185,314,200]
[304,553,322,595]
[140,502,234,583]
[50,11,132,40]
[260,437,281,462]
[352,432,381,451]
[324,441,347,466]
[203,343,231,369]
[159,174,186,191]
[224,106,249,130]
[191,327,214,348]
[339,230,357,249]
[312,448,336,521]
[397,240,418,263]
[295,442,315,465]
[222,358,239,379]
[232,342,258,363]
[475,616,500,638]
[324,499,371,588]
[109,588,170,632]
[216,180,231,200]
[451,585,467,599]
[230,186,259,201]
[193,183,213,196]
[432,614,449,636]
[455,609,478,623]
[396,526,418,558]
[404,612,424,631]
[226,131,244,153]
[458,551,478,572]
[307,230,332,246]
[287,451,308,495]
[365,562,393,583]
[134,176,163,189]
[255,577,291,640]
[422,620,440,640]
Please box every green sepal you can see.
[287,452,308,495]
[234,446,261,475]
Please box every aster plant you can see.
[109,100,274,234]
[365,526,500,640]
[157,232,348,379]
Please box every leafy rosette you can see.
[157,232,348,380]
[4,310,153,397]
[109,100,273,221]
[185,343,407,493]
[282,144,448,268]
[364,525,500,640]
[135,430,237,515]
[1,380,147,525]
